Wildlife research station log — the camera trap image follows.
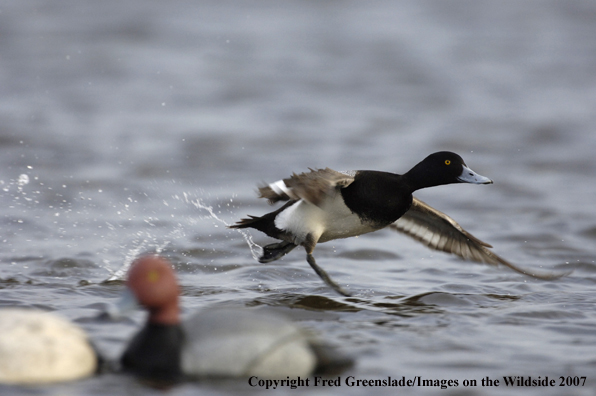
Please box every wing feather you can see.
[389,198,571,280]
[258,168,355,206]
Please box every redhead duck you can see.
[118,255,350,382]
[0,308,97,384]
[230,151,569,295]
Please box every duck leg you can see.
[306,253,351,297]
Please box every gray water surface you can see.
[1,1,596,395]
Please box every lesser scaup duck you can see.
[230,151,569,295]
[0,309,98,384]
[117,255,350,382]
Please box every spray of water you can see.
[105,236,171,281]
[2,170,263,284]
[181,192,263,261]
[105,190,263,281]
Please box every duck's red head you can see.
[127,255,180,325]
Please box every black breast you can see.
[121,323,184,382]
[340,171,413,226]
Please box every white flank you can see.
[274,193,377,245]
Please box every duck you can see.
[116,255,351,382]
[230,151,569,296]
[0,308,98,385]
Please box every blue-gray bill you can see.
[457,165,493,184]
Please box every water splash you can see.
[1,173,31,194]
[17,174,30,188]
[102,189,263,281]
[0,175,264,282]
[182,192,263,261]
[105,233,173,281]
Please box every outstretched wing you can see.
[258,168,355,207]
[389,198,571,280]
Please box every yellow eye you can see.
[445,160,451,165]
[147,270,160,283]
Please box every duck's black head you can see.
[405,151,493,191]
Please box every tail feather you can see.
[230,201,295,234]
[228,215,260,229]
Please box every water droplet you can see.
[17,174,29,186]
